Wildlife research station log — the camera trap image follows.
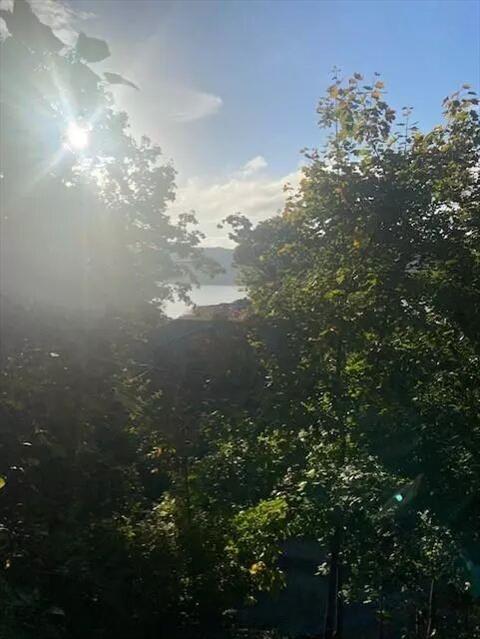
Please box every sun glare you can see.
[66,122,90,150]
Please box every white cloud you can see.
[240,155,268,176]
[172,88,223,123]
[0,0,12,41]
[170,163,302,247]
[0,17,8,41]
[110,83,224,145]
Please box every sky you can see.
[33,0,480,245]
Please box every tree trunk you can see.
[378,592,385,639]
[464,600,470,634]
[425,579,435,639]
[334,558,344,638]
[324,338,345,639]
[324,525,341,639]
[414,604,421,639]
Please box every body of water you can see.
[163,284,244,318]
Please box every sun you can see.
[66,122,90,150]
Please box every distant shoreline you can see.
[164,283,243,318]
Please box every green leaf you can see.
[1,0,64,52]
[104,72,139,90]
[76,32,110,63]
[324,289,344,301]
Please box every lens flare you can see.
[66,122,89,150]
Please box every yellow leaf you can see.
[0,476,5,491]
[249,561,266,575]
[328,85,339,98]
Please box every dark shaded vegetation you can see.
[1,2,480,638]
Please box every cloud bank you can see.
[170,157,302,247]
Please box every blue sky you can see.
[64,0,479,244]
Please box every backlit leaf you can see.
[104,72,139,90]
[76,32,110,63]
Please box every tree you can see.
[228,72,480,636]
[0,3,214,637]
[0,0,207,314]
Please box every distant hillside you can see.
[197,246,238,285]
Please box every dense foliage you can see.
[1,2,479,638]
[228,71,480,637]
